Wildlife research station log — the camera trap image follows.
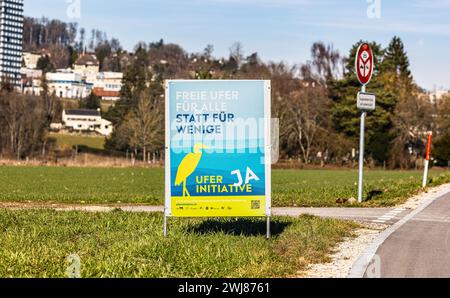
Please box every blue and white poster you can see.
[165,80,271,217]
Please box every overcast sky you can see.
[24,0,450,90]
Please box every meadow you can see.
[49,133,106,150]
[0,166,449,207]
[1,167,449,278]
[0,210,356,278]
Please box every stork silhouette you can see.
[175,143,209,198]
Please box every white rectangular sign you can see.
[357,92,376,111]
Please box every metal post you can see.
[163,213,168,238]
[358,85,367,203]
[422,132,433,188]
[266,216,271,239]
[422,160,429,188]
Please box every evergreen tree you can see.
[36,55,55,73]
[379,37,414,113]
[105,45,165,152]
[330,41,397,165]
[68,46,79,68]
[381,36,412,84]
[383,37,429,168]
[434,135,450,167]
[104,45,150,127]
[79,93,101,110]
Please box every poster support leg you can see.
[266,216,271,239]
[163,213,168,238]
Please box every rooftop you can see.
[75,54,99,66]
[65,109,101,117]
[93,88,120,98]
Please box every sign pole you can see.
[422,131,433,188]
[355,43,374,204]
[266,216,271,239]
[358,85,366,203]
[163,212,168,238]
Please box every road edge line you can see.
[347,185,450,278]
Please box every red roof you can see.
[93,87,120,98]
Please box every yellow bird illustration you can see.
[175,143,209,198]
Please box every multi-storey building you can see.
[429,89,450,105]
[0,0,23,87]
[46,70,93,99]
[92,72,123,101]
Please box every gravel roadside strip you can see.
[302,182,450,278]
[303,224,386,278]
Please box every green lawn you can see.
[0,210,356,278]
[50,133,105,150]
[0,166,449,207]
[273,169,450,207]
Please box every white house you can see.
[46,70,92,99]
[92,71,123,101]
[21,68,43,96]
[62,109,113,136]
[73,54,100,84]
[22,51,43,69]
[429,89,449,105]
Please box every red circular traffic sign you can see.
[355,43,374,86]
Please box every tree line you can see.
[0,16,448,167]
[103,37,449,168]
[24,17,122,71]
[0,81,61,160]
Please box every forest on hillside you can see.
[0,17,448,168]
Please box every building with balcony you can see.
[0,0,24,87]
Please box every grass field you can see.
[0,210,356,278]
[50,133,105,150]
[0,166,449,207]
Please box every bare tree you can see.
[148,43,189,79]
[436,95,450,136]
[47,44,70,69]
[287,84,331,163]
[229,42,244,68]
[390,91,433,168]
[0,91,48,159]
[203,44,214,59]
[118,92,163,161]
[309,42,342,83]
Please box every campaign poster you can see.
[165,80,271,217]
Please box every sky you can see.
[24,0,450,90]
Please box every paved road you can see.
[361,190,450,278]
